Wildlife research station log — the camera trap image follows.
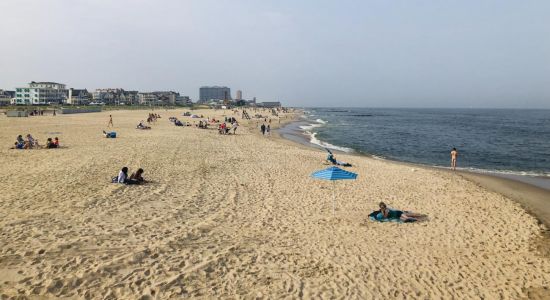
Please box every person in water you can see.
[450,147,458,170]
[377,202,426,222]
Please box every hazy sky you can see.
[1,0,549,108]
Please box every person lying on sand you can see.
[370,202,427,222]
[103,130,116,138]
[137,121,151,130]
[326,152,352,167]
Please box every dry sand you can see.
[0,108,549,299]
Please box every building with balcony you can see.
[138,91,179,106]
[14,81,67,105]
[66,88,92,105]
[92,88,126,105]
[0,90,15,106]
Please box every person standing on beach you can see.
[261,124,266,135]
[108,115,113,127]
[450,148,458,170]
[267,124,271,136]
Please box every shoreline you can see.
[2,108,550,298]
[277,117,550,229]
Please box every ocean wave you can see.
[308,132,353,153]
[315,119,327,124]
[299,123,323,131]
[460,167,550,178]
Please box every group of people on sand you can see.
[12,134,59,149]
[197,120,209,129]
[218,121,238,135]
[113,167,146,185]
[147,113,161,124]
[260,123,271,136]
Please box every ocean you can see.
[280,108,550,188]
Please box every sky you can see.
[0,0,549,108]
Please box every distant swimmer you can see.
[107,115,113,127]
[450,147,458,170]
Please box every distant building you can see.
[176,95,192,105]
[0,90,15,106]
[122,91,139,105]
[236,90,242,100]
[199,86,231,103]
[66,88,92,105]
[138,91,179,105]
[259,101,281,108]
[15,81,67,105]
[93,88,126,105]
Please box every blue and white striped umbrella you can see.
[311,166,358,216]
[311,166,358,181]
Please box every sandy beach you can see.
[1,108,549,299]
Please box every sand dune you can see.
[0,109,549,299]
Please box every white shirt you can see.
[117,170,127,183]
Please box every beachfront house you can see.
[0,90,15,106]
[92,88,126,105]
[66,88,92,105]
[138,91,179,106]
[14,81,67,105]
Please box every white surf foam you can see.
[308,132,353,153]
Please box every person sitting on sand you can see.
[46,138,58,149]
[175,119,184,126]
[117,167,129,183]
[12,142,24,149]
[373,202,427,222]
[26,134,39,148]
[54,137,59,147]
[129,168,146,184]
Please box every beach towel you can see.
[368,210,417,223]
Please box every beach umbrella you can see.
[311,166,358,216]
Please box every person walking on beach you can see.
[267,124,271,136]
[107,115,113,127]
[261,124,266,135]
[450,147,458,170]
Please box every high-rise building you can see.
[199,86,231,103]
[236,90,242,100]
[14,81,67,105]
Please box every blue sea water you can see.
[295,108,550,177]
